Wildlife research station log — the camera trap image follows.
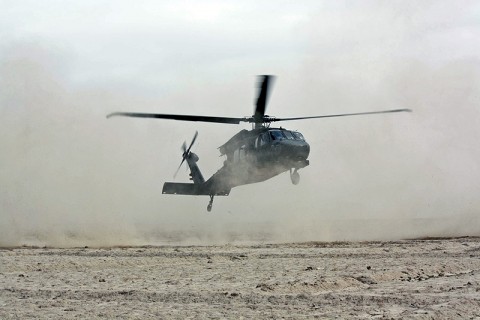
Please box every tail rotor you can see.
[174,131,198,178]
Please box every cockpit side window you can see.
[292,132,305,141]
[269,130,285,140]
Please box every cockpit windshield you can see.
[282,131,295,140]
[292,132,305,141]
[269,130,285,140]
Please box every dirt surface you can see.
[1,238,480,319]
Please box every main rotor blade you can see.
[254,75,274,122]
[107,112,245,124]
[271,108,412,122]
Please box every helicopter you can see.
[107,75,410,211]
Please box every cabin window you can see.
[283,131,295,140]
[270,130,285,140]
[292,132,305,141]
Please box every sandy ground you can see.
[1,238,480,319]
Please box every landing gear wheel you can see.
[207,195,214,212]
[290,169,300,185]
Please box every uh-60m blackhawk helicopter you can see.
[107,75,410,211]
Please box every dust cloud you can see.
[1,2,479,247]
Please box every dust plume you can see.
[266,2,480,241]
[1,2,479,247]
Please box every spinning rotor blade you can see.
[107,77,410,127]
[173,131,198,179]
[271,108,412,122]
[185,131,198,156]
[107,112,245,124]
[174,141,188,178]
[181,141,187,153]
[254,75,274,123]
[173,160,184,179]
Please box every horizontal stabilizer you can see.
[162,182,230,196]
[163,182,200,195]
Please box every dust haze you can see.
[1,2,479,247]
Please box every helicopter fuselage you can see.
[201,127,310,193]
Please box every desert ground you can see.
[1,238,480,319]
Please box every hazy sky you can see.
[1,1,316,94]
[1,1,479,245]
[2,1,478,93]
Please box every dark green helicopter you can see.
[107,75,410,211]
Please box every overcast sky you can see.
[2,1,478,94]
[2,1,314,94]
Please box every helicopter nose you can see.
[295,142,310,160]
[278,140,310,160]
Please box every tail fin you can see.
[185,152,205,184]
